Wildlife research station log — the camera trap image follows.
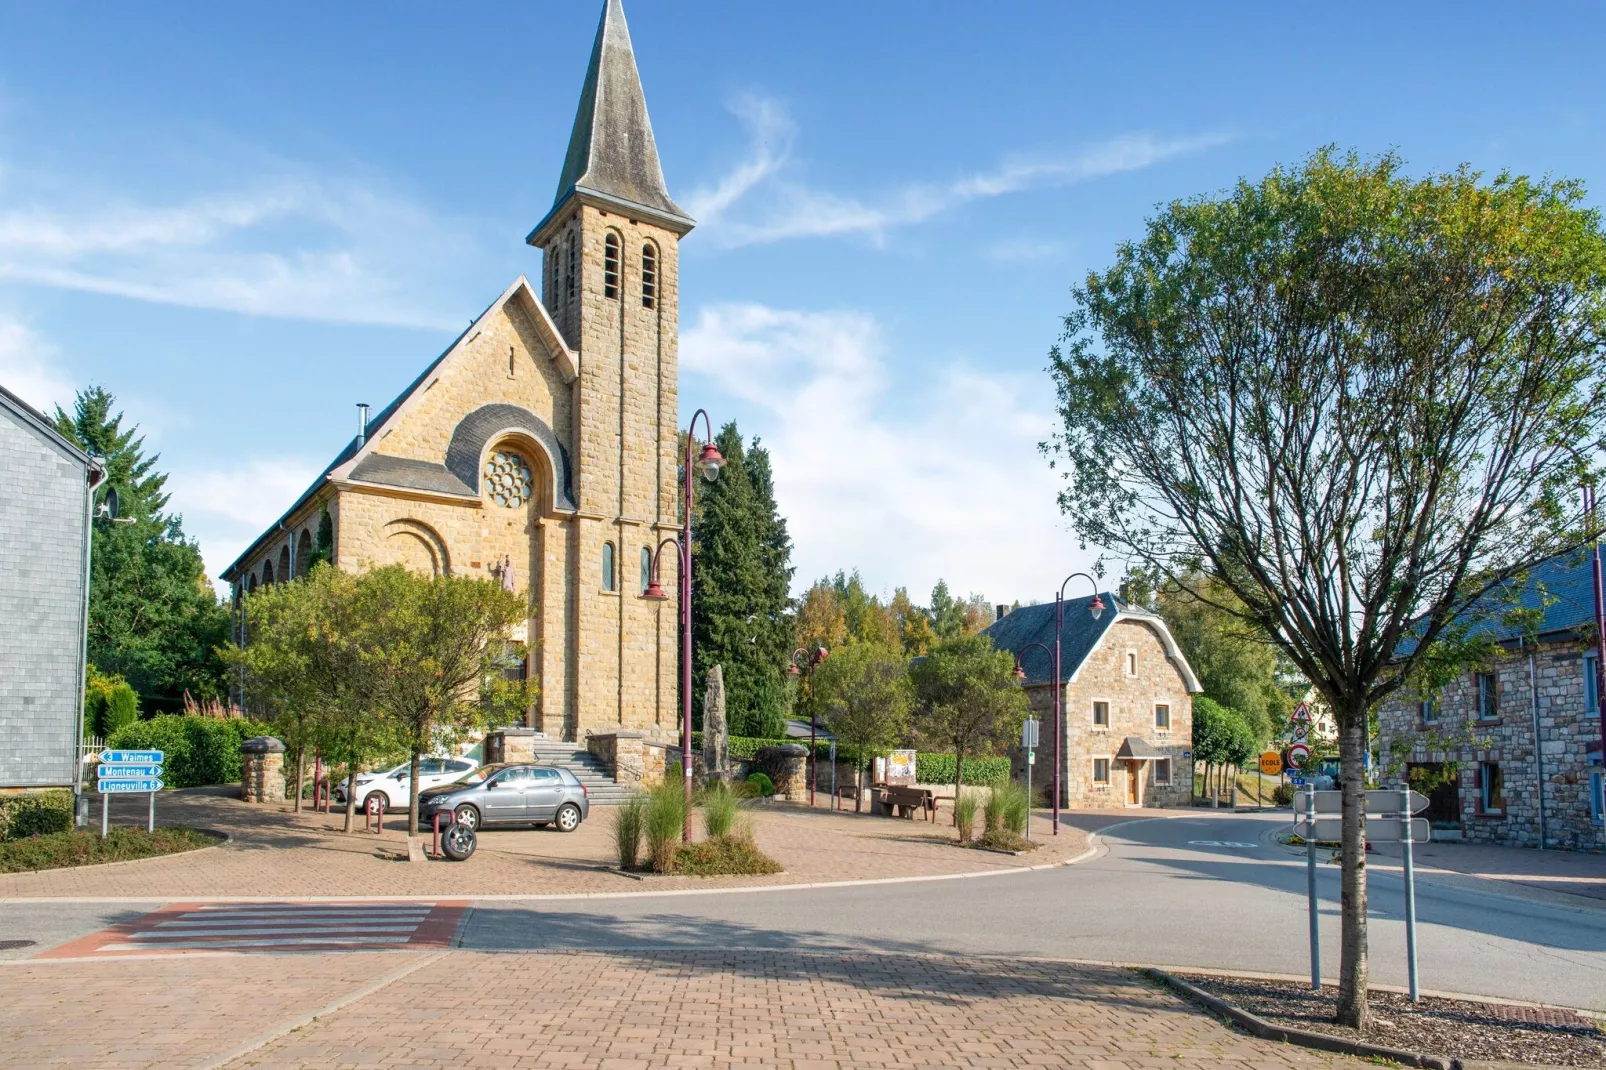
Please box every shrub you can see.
[1272,783,1297,807]
[915,753,1011,786]
[0,826,220,872]
[612,794,646,870]
[745,772,775,798]
[644,779,686,873]
[0,790,75,841]
[671,836,782,876]
[953,787,981,843]
[700,780,742,840]
[100,683,140,737]
[991,780,1031,836]
[108,715,276,788]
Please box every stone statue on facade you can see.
[493,554,516,593]
[702,664,729,778]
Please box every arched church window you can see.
[602,542,616,592]
[278,545,291,581]
[261,559,275,585]
[247,574,258,593]
[483,450,534,508]
[641,243,657,309]
[603,233,620,299]
[640,547,652,593]
[297,529,312,577]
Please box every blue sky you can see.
[2,2,1602,605]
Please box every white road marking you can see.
[98,936,412,951]
[134,926,423,938]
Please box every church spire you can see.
[547,0,690,230]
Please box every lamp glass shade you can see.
[695,443,724,482]
[1089,594,1106,620]
[1013,664,1027,680]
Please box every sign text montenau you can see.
[97,749,165,838]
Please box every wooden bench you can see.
[879,785,938,821]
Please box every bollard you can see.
[432,809,454,858]
[365,794,386,834]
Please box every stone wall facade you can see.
[229,212,685,746]
[1376,639,1605,850]
[1022,618,1195,810]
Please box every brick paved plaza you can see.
[0,788,1143,900]
[0,948,1364,1069]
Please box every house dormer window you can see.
[641,243,657,309]
[604,233,620,299]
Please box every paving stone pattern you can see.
[0,949,1368,1069]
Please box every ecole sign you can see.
[1258,750,1283,777]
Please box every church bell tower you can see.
[527,0,692,737]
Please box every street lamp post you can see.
[641,409,724,842]
[788,646,830,806]
[1043,575,1106,834]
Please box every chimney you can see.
[356,403,370,447]
[996,604,1007,622]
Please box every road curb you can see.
[1142,967,1455,1070]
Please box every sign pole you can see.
[147,790,155,834]
[101,792,108,840]
[1306,786,1320,989]
[1401,787,1420,1000]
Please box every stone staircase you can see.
[527,739,639,806]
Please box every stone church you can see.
[223,0,685,743]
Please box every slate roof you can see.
[1397,549,1602,654]
[1115,736,1168,760]
[984,594,1204,693]
[349,454,473,497]
[533,0,692,238]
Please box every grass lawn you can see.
[0,826,223,872]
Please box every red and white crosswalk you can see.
[41,900,467,957]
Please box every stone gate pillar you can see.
[240,736,287,803]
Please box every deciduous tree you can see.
[812,642,912,810]
[1045,149,1606,1026]
[910,634,1027,815]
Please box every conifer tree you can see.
[690,423,795,738]
[55,386,230,707]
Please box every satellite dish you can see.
[99,487,120,520]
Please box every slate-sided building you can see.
[0,383,104,790]
[986,595,1201,809]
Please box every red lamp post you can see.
[1037,574,1106,835]
[641,409,724,842]
[788,646,830,806]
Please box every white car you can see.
[334,756,479,810]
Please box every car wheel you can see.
[363,791,387,813]
[555,804,582,832]
[453,804,480,831]
[441,823,477,861]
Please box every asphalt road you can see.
[452,811,1606,1010]
[6,812,1603,1010]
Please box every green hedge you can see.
[692,733,1009,785]
[915,753,1010,786]
[0,790,74,841]
[108,716,277,788]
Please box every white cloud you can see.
[0,165,476,330]
[682,301,1097,606]
[685,96,1232,249]
[986,237,1066,263]
[166,456,326,588]
[0,314,75,414]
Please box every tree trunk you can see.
[952,747,965,827]
[292,744,304,813]
[342,734,359,833]
[1336,704,1371,1028]
[407,745,423,836]
[855,760,863,814]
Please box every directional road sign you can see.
[99,779,163,793]
[1021,718,1040,749]
[98,765,162,779]
[101,750,163,765]
[1304,789,1429,815]
[1296,816,1429,843]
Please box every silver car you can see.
[418,762,589,833]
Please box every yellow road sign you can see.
[1258,750,1283,777]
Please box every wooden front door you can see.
[1126,761,1142,805]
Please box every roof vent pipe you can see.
[356,403,370,447]
[996,604,1007,622]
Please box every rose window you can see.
[484,450,534,507]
